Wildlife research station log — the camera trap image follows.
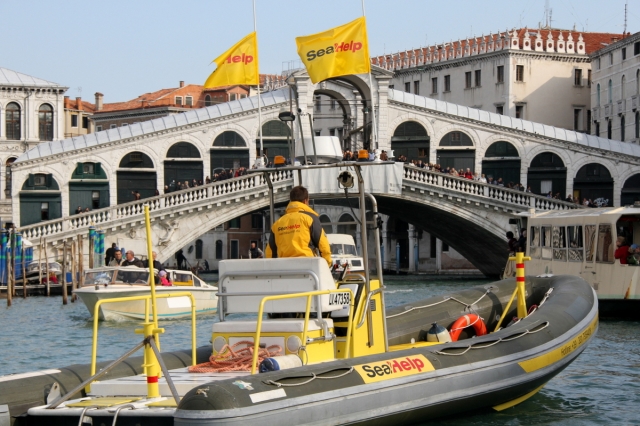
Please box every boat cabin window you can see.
[568,226,584,261]
[84,270,116,285]
[117,268,150,284]
[595,224,614,263]
[552,226,567,261]
[541,226,552,259]
[585,225,596,262]
[330,243,357,256]
[173,272,194,284]
[529,226,539,258]
[616,215,640,246]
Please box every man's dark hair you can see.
[290,186,309,202]
[506,231,514,239]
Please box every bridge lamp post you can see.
[278,110,296,165]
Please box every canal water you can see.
[0,275,638,425]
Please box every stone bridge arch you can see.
[374,192,512,277]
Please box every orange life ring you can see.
[449,314,487,342]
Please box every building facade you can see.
[0,67,68,225]
[64,96,95,138]
[590,31,640,143]
[375,28,625,132]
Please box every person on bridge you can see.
[266,186,332,267]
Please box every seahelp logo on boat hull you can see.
[354,354,434,383]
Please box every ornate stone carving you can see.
[156,219,179,246]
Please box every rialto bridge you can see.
[8,67,640,276]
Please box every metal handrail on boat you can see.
[250,288,355,374]
[90,292,197,379]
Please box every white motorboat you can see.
[327,233,365,277]
[24,261,62,284]
[74,266,218,320]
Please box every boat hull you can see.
[173,275,597,425]
[74,286,218,320]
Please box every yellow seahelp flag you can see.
[295,17,371,84]
[204,32,259,88]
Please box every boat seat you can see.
[218,258,341,315]
[212,318,334,334]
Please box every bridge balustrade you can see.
[403,165,580,211]
[19,169,293,240]
[17,164,578,242]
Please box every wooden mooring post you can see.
[71,240,77,302]
[22,245,27,299]
[78,235,84,288]
[38,237,43,287]
[43,239,50,297]
[61,241,68,305]
[6,240,12,307]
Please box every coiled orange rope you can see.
[188,340,283,373]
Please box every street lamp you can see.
[278,109,296,164]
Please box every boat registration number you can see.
[329,292,351,306]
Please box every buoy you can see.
[259,355,303,373]
[449,314,487,342]
[427,322,452,343]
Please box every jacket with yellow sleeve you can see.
[265,201,332,267]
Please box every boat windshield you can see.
[330,244,358,256]
[84,270,116,285]
[116,268,151,284]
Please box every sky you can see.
[2,0,638,103]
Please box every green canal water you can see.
[0,275,638,425]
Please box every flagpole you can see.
[254,0,264,166]
[361,0,378,150]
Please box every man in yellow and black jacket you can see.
[266,186,332,267]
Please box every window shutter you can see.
[94,163,102,176]
[28,174,34,187]
[46,174,53,187]
[76,163,84,176]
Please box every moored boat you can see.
[74,266,218,320]
[516,206,640,318]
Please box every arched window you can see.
[439,131,473,146]
[608,79,613,103]
[621,115,626,141]
[621,75,626,100]
[167,142,201,158]
[5,103,21,140]
[597,83,601,106]
[205,95,212,107]
[636,112,639,139]
[38,103,54,141]
[607,119,612,139]
[195,239,203,259]
[319,214,332,235]
[213,131,246,147]
[215,240,223,259]
[393,121,428,137]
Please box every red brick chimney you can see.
[180,81,185,88]
[76,97,83,111]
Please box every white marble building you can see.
[0,67,68,224]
